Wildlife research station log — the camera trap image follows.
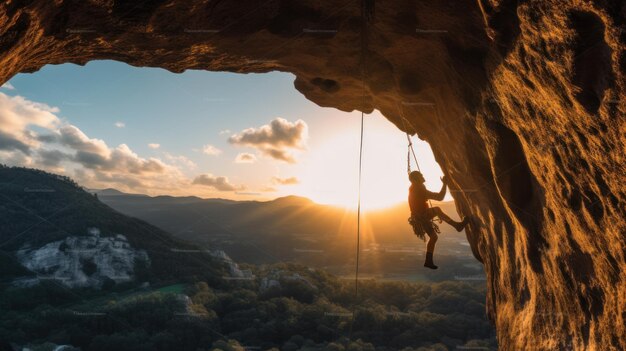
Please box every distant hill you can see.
[97,188,461,244]
[88,188,147,197]
[96,187,479,281]
[0,166,227,288]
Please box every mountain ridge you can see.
[0,166,227,288]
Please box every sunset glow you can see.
[2,61,446,210]
[290,111,445,210]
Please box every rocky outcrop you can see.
[209,249,254,280]
[0,1,623,349]
[15,228,150,288]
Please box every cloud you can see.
[229,118,307,148]
[1,82,15,90]
[263,148,296,163]
[219,129,231,135]
[272,176,299,185]
[0,130,32,154]
[192,174,243,191]
[202,144,222,156]
[148,143,160,149]
[73,143,168,175]
[0,92,255,197]
[51,125,171,175]
[95,172,144,189]
[0,150,33,167]
[228,118,307,163]
[0,93,60,156]
[0,93,191,194]
[59,125,109,156]
[114,122,125,128]
[109,144,168,174]
[37,149,71,167]
[164,152,197,170]
[234,153,257,164]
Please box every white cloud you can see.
[234,153,257,164]
[192,174,244,191]
[114,121,125,128]
[0,150,33,167]
[1,82,15,90]
[202,144,222,156]
[0,93,60,154]
[228,118,308,163]
[59,125,110,156]
[0,92,255,197]
[229,118,307,148]
[164,152,197,170]
[148,143,160,149]
[219,129,231,135]
[0,92,190,194]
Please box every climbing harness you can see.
[408,213,441,241]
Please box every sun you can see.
[291,112,445,211]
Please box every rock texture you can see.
[15,228,150,288]
[0,0,623,349]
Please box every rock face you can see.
[209,249,254,280]
[0,1,623,349]
[15,228,150,289]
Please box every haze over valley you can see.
[94,188,484,282]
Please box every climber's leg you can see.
[424,225,438,270]
[430,207,469,232]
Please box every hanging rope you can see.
[354,110,364,297]
[349,0,374,338]
[354,0,374,301]
[406,132,420,174]
[398,104,421,174]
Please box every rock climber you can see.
[408,171,469,269]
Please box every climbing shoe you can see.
[453,217,470,232]
[424,252,438,270]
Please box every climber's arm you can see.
[426,177,447,201]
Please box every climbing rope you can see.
[405,131,420,174]
[354,110,364,298]
[353,0,375,301]
[349,0,374,338]
[398,105,422,174]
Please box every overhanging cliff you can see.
[0,0,624,349]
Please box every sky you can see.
[0,60,446,209]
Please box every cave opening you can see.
[1,61,497,348]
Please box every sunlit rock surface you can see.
[209,249,254,279]
[15,228,149,288]
[0,1,624,349]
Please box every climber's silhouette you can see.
[408,171,469,269]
